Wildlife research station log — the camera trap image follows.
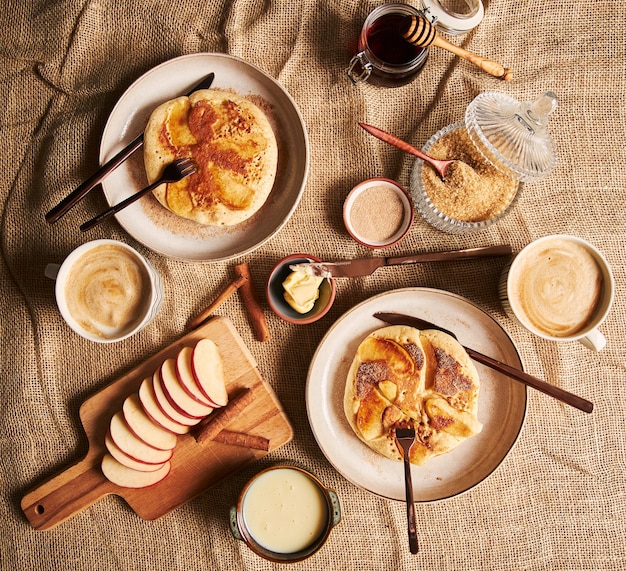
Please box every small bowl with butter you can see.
[266,254,336,324]
[229,465,341,563]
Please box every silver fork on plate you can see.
[80,157,197,232]
[396,425,419,554]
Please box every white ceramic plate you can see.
[306,288,527,502]
[99,53,309,262]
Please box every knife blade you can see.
[289,245,512,278]
[373,312,594,414]
[45,72,216,224]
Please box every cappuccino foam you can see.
[509,238,603,337]
[65,244,151,339]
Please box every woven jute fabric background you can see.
[2,0,624,569]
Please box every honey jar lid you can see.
[420,0,484,35]
[464,91,559,183]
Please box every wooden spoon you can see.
[359,122,454,180]
[401,14,513,81]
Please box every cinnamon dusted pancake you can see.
[143,89,278,226]
[344,325,483,465]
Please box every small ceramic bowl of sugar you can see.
[343,178,414,248]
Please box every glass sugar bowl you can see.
[410,91,559,234]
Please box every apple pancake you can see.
[143,89,278,226]
[344,325,483,465]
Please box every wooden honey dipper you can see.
[400,14,512,81]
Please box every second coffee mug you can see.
[46,239,163,343]
[499,234,614,351]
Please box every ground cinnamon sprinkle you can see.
[350,185,405,242]
[138,92,282,239]
[422,127,517,222]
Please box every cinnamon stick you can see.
[212,430,270,451]
[188,274,247,330]
[234,262,271,342]
[194,388,255,445]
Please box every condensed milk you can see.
[231,466,341,562]
[243,468,327,553]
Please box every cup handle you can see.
[45,263,61,280]
[578,328,607,352]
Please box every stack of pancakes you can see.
[143,89,278,226]
[344,325,483,465]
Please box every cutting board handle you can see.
[21,454,111,530]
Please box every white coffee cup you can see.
[499,234,614,351]
[46,239,163,343]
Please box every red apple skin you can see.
[151,370,198,427]
[122,393,177,451]
[191,339,228,408]
[101,453,171,489]
[104,431,166,473]
[108,411,173,466]
[160,358,213,420]
[175,346,214,407]
[138,376,190,436]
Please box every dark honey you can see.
[364,13,424,66]
[347,4,428,87]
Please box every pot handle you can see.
[327,489,342,527]
[229,506,244,541]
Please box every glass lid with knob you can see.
[464,91,559,183]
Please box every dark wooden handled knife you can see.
[374,312,593,414]
[289,245,512,278]
[45,72,215,224]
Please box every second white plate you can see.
[306,288,527,502]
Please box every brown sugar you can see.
[422,127,517,222]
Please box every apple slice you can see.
[152,370,200,427]
[123,393,177,451]
[109,411,173,465]
[138,376,190,435]
[191,338,228,407]
[101,453,170,488]
[104,431,166,473]
[176,346,213,407]
[160,358,214,419]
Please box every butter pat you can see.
[282,271,324,314]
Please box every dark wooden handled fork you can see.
[396,425,419,554]
[80,158,196,232]
[46,72,214,224]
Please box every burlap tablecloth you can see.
[2,1,624,569]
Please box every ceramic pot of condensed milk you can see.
[230,466,341,563]
[347,3,430,87]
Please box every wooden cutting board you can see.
[21,317,293,530]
